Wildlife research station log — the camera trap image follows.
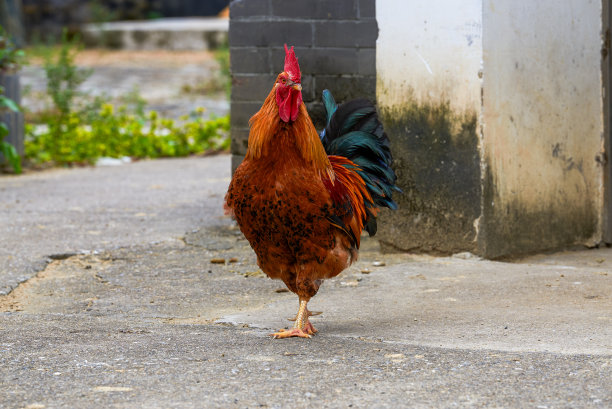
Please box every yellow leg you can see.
[271,299,318,339]
[288,309,322,321]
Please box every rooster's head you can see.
[275,44,303,122]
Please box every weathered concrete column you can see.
[376,0,483,254]
[479,0,604,257]
[376,0,605,258]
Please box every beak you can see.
[287,79,302,91]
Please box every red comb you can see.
[284,44,301,83]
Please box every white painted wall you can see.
[482,0,604,248]
[376,0,482,111]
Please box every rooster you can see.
[225,45,399,338]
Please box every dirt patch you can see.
[0,255,112,313]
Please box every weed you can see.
[214,43,230,98]
[0,86,22,173]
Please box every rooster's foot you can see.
[272,299,318,339]
[270,319,317,339]
[271,327,312,339]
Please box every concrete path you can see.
[1,155,611,408]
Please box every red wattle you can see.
[276,87,302,123]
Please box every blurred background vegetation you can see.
[0,0,230,174]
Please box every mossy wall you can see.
[377,98,481,254]
[376,0,483,255]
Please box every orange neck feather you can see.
[246,87,333,179]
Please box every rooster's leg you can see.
[287,309,322,321]
[272,299,318,339]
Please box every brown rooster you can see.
[225,45,399,338]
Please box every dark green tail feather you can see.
[319,90,400,235]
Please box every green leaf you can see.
[1,140,22,174]
[0,122,8,138]
[0,95,19,112]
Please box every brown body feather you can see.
[225,86,370,301]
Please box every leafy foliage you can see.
[0,89,22,173]
[0,26,25,74]
[26,106,229,165]
[24,31,230,167]
[43,31,92,118]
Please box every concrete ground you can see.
[0,155,610,408]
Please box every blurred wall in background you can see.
[21,0,229,42]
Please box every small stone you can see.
[93,386,133,392]
[452,252,480,260]
[372,261,386,267]
[275,288,289,293]
[340,280,359,287]
[361,268,371,274]
[210,258,225,264]
[228,257,238,263]
[244,270,265,277]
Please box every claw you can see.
[303,320,318,335]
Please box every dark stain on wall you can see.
[376,98,482,254]
[479,158,599,259]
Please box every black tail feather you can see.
[319,90,400,235]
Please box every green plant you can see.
[24,29,230,167]
[44,31,92,118]
[214,44,231,98]
[0,86,22,173]
[40,30,93,160]
[26,105,229,165]
[0,26,23,174]
[0,26,25,74]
